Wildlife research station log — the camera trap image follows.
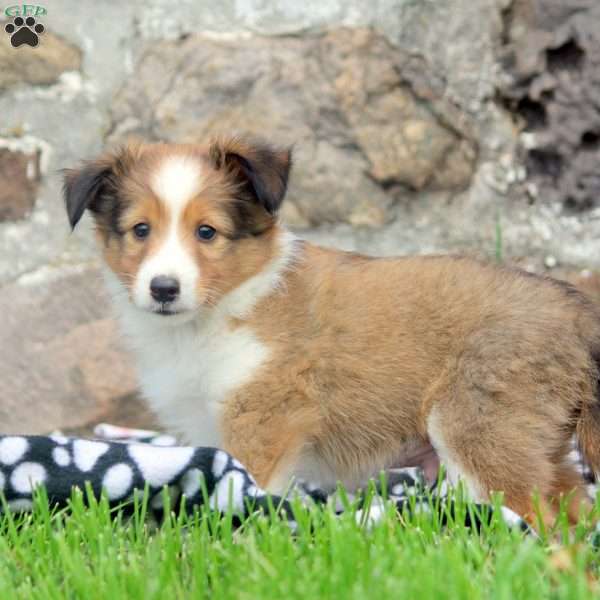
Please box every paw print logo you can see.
[4,16,45,48]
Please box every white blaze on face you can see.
[133,156,203,313]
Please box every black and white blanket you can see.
[0,425,595,532]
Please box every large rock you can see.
[108,28,477,228]
[0,24,82,89]
[0,266,139,434]
[330,31,476,191]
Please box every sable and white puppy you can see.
[64,136,600,524]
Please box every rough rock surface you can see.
[108,28,476,227]
[501,0,600,210]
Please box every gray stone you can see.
[330,31,476,190]
[136,0,509,113]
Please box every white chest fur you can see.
[132,319,269,447]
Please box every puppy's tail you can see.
[577,350,600,476]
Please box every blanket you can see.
[0,424,595,531]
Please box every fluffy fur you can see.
[64,135,600,526]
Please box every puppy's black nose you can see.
[150,276,180,303]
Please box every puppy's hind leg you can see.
[425,379,560,529]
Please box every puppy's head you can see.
[63,136,292,319]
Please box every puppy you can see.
[64,136,600,524]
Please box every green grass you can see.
[0,486,598,600]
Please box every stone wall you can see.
[1,0,599,433]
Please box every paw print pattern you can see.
[4,16,45,48]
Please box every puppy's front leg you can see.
[221,398,316,494]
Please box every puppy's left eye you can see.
[133,222,151,239]
[196,225,216,241]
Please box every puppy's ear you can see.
[209,136,292,215]
[62,144,141,230]
[62,159,114,229]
